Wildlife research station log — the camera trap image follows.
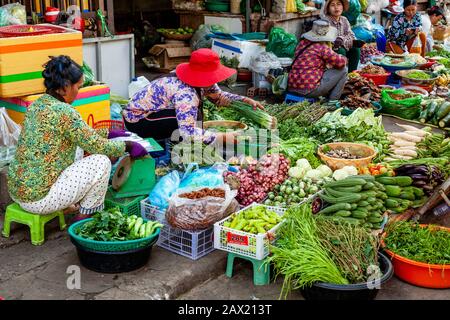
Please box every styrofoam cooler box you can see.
[0,84,111,126]
[141,199,215,260]
[0,24,83,98]
[211,38,266,69]
[214,203,287,260]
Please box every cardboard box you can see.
[0,24,83,98]
[148,44,192,71]
[0,84,111,126]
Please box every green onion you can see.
[230,101,277,129]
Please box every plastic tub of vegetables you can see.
[381,222,450,289]
[395,69,438,86]
[68,208,163,273]
[317,143,377,171]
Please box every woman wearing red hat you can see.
[123,48,263,144]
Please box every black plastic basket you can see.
[300,252,393,300]
[72,237,158,273]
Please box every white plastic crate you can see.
[141,199,215,260]
[214,203,287,260]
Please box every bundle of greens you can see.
[417,133,450,159]
[384,221,450,265]
[269,203,379,299]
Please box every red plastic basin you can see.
[358,72,391,86]
[381,225,450,289]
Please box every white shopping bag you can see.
[0,108,21,147]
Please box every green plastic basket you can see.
[104,190,145,216]
[68,218,161,252]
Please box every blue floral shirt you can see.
[123,76,244,143]
[387,13,423,50]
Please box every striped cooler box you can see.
[0,24,82,98]
[0,84,111,126]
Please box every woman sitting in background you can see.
[422,6,447,53]
[386,0,427,56]
[288,20,348,101]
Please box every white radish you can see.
[404,130,429,138]
[390,132,422,143]
[384,157,398,162]
[393,148,417,157]
[389,154,413,160]
[393,140,416,147]
[396,123,423,132]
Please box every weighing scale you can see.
[109,136,164,199]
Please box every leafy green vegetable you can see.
[384,221,450,265]
[270,137,321,168]
[405,71,431,80]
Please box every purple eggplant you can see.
[409,174,430,181]
[412,180,428,188]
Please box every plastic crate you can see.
[141,199,215,260]
[214,203,287,260]
[104,190,144,216]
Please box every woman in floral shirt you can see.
[386,0,427,56]
[8,56,147,221]
[288,20,348,100]
[123,49,263,145]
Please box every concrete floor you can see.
[0,65,449,300]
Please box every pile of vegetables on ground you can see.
[384,221,450,265]
[269,203,379,299]
[75,208,163,241]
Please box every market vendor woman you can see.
[8,56,147,220]
[123,48,263,144]
[386,0,427,56]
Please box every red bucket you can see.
[358,72,391,86]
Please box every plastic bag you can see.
[166,184,239,230]
[380,89,422,120]
[359,0,368,11]
[190,24,227,51]
[81,62,95,87]
[148,170,181,210]
[343,0,362,26]
[0,108,21,147]
[272,73,288,95]
[286,0,297,12]
[179,163,227,189]
[353,26,375,42]
[249,51,282,76]
[0,3,26,26]
[266,27,298,58]
[410,36,422,55]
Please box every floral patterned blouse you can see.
[123,76,245,143]
[8,94,126,203]
[387,13,423,50]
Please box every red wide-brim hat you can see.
[176,48,237,87]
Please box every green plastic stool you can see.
[225,252,270,286]
[1,203,66,246]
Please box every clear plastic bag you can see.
[81,62,95,87]
[0,108,21,147]
[249,51,282,76]
[166,184,239,230]
[0,3,26,27]
[148,170,181,210]
[190,24,227,51]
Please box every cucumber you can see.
[355,207,369,215]
[398,191,415,201]
[436,101,450,120]
[374,181,386,191]
[419,106,429,123]
[317,203,352,215]
[385,185,402,197]
[376,176,412,186]
[351,210,368,219]
[411,187,425,198]
[426,100,439,119]
[368,216,384,223]
[439,112,450,128]
[385,198,400,208]
[334,210,352,217]
[360,191,378,198]
[357,200,370,207]
[362,182,376,190]
[348,175,375,181]
[350,203,358,210]
[319,193,362,204]
[330,185,363,193]
[371,222,383,229]
[326,178,367,188]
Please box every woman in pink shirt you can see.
[288,20,348,101]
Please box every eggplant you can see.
[406,167,430,176]
[409,174,430,181]
[422,185,435,195]
[412,180,428,188]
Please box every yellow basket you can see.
[317,142,377,171]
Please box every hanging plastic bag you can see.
[272,73,288,95]
[343,0,362,26]
[0,3,26,26]
[380,89,422,120]
[148,170,181,210]
[166,184,239,230]
[286,0,297,12]
[266,27,298,58]
[179,163,228,189]
[0,108,21,147]
[410,35,422,55]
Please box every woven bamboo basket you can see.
[317,142,377,170]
